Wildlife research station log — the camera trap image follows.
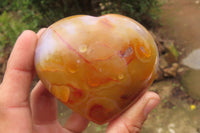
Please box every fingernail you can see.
[144,99,159,117]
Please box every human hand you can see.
[0,30,160,133]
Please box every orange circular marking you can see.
[66,84,86,105]
[134,39,151,62]
[119,45,136,64]
[89,104,112,123]
[51,85,70,103]
[86,97,120,124]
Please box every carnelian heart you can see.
[35,14,159,124]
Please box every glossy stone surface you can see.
[35,14,159,124]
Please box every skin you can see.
[0,29,160,133]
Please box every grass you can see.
[0,11,39,50]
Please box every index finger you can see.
[0,30,37,107]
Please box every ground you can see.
[142,0,200,132]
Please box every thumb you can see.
[106,91,160,133]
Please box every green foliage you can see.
[0,0,41,49]
[0,0,42,29]
[167,42,179,60]
[0,0,162,28]
[100,0,162,27]
[0,0,161,49]
[30,0,161,27]
[30,0,95,26]
[0,11,39,48]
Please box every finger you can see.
[31,28,55,125]
[31,28,47,78]
[0,30,37,107]
[31,81,57,125]
[106,91,160,133]
[37,28,46,38]
[64,112,89,133]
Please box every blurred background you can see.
[0,0,200,132]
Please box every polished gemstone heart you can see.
[35,14,159,124]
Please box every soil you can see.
[142,0,200,133]
[157,0,200,56]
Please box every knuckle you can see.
[121,117,142,133]
[127,123,142,133]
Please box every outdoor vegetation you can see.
[0,0,161,49]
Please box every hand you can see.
[0,30,160,133]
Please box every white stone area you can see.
[182,49,200,70]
